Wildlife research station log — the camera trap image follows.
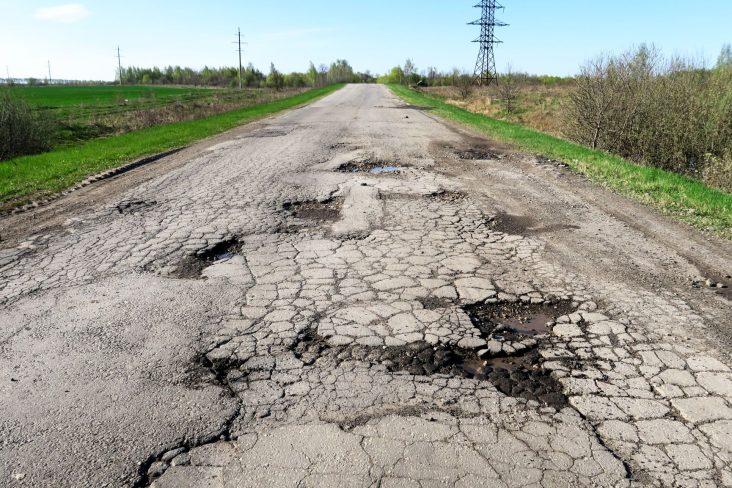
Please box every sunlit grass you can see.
[0,85,344,207]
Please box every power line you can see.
[469,0,508,86]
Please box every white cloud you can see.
[34,4,90,23]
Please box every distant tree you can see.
[266,63,285,90]
[307,62,319,87]
[386,66,405,85]
[328,59,354,83]
[403,59,416,85]
[718,44,732,69]
[426,66,438,86]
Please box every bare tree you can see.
[498,64,520,115]
[455,71,474,99]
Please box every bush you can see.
[564,45,732,191]
[0,92,55,161]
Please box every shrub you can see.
[0,92,56,161]
[564,45,732,191]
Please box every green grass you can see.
[389,84,732,239]
[9,85,214,108]
[0,84,343,207]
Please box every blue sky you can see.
[1,0,731,81]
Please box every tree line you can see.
[122,59,375,89]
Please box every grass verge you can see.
[0,84,343,208]
[389,84,732,239]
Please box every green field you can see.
[0,84,344,208]
[11,84,215,108]
[389,84,732,239]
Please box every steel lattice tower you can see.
[469,0,507,86]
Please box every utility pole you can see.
[5,65,10,85]
[469,0,508,86]
[117,46,123,86]
[48,60,52,85]
[236,28,244,90]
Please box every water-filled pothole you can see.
[283,198,343,223]
[337,161,402,174]
[171,239,240,279]
[464,300,575,339]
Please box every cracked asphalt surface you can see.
[1,84,731,487]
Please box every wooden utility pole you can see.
[48,60,52,85]
[117,46,123,86]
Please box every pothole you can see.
[283,197,343,223]
[337,160,402,174]
[464,300,576,339]
[171,239,240,279]
[291,298,575,410]
[488,213,580,235]
[455,148,498,160]
[418,296,457,310]
[115,200,157,214]
[428,190,466,202]
[536,155,570,169]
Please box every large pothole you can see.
[337,160,402,174]
[291,298,576,409]
[488,213,580,235]
[115,199,157,214]
[283,197,343,223]
[170,239,240,279]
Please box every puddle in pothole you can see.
[171,239,240,279]
[284,198,343,223]
[464,299,575,339]
[337,161,402,174]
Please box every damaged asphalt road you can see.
[1,85,731,487]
